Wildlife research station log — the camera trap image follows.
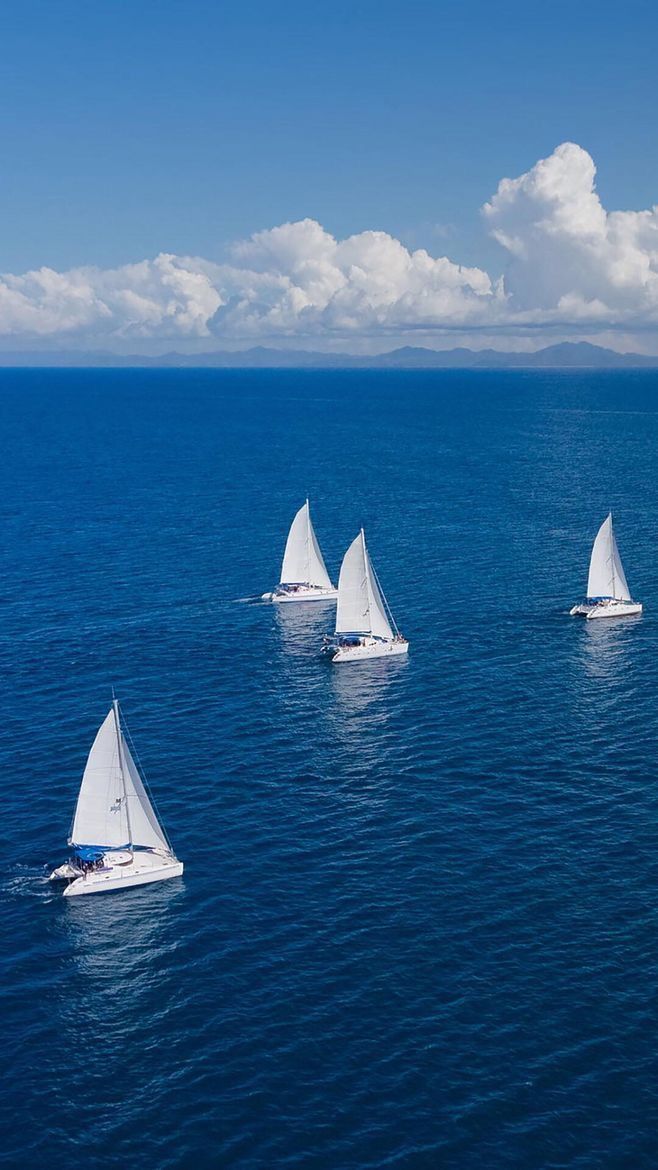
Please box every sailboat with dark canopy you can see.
[50,699,183,896]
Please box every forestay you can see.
[335,530,394,640]
[587,513,631,601]
[280,500,333,588]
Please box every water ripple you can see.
[2,368,658,1169]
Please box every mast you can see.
[305,498,311,584]
[609,513,616,598]
[360,528,398,638]
[112,696,133,851]
[360,529,372,630]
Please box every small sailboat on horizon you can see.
[262,499,338,603]
[50,699,183,896]
[570,513,642,620]
[322,529,408,663]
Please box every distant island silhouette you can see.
[1,341,657,369]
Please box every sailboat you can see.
[322,529,408,662]
[50,699,184,896]
[262,499,338,602]
[570,513,642,619]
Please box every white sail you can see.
[70,710,130,849]
[587,514,631,601]
[121,738,171,853]
[335,530,394,640]
[280,500,333,589]
[70,706,171,853]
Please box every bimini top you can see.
[74,845,112,861]
[280,500,333,589]
[335,529,394,640]
[586,513,631,602]
[69,705,171,855]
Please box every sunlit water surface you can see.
[2,368,658,1169]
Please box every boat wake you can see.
[2,865,57,901]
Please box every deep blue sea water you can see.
[2,367,658,1169]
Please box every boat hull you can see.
[264,586,338,603]
[61,853,184,897]
[570,601,643,620]
[327,639,409,664]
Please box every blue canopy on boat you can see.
[73,844,127,861]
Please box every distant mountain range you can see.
[1,341,658,369]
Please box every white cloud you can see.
[202,221,497,338]
[2,142,658,350]
[0,254,223,340]
[483,141,658,324]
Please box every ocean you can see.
[2,367,658,1169]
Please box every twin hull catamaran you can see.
[50,700,183,896]
[570,513,642,620]
[323,529,408,663]
[263,500,337,603]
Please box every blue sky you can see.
[2,0,658,352]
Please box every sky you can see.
[1,0,658,354]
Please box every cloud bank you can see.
[2,142,658,351]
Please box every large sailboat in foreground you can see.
[50,700,183,896]
[570,513,642,620]
[323,529,408,663]
[263,499,337,603]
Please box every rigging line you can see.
[370,558,399,636]
[607,525,616,598]
[121,711,174,853]
[360,531,372,625]
[113,699,133,852]
[306,501,312,583]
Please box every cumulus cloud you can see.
[2,142,658,349]
[483,141,658,326]
[204,220,496,337]
[0,254,223,339]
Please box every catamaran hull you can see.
[570,601,643,619]
[328,641,409,664]
[263,587,338,603]
[62,858,184,897]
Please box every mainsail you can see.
[70,705,170,853]
[280,500,333,588]
[70,710,129,849]
[335,530,394,640]
[586,513,631,601]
